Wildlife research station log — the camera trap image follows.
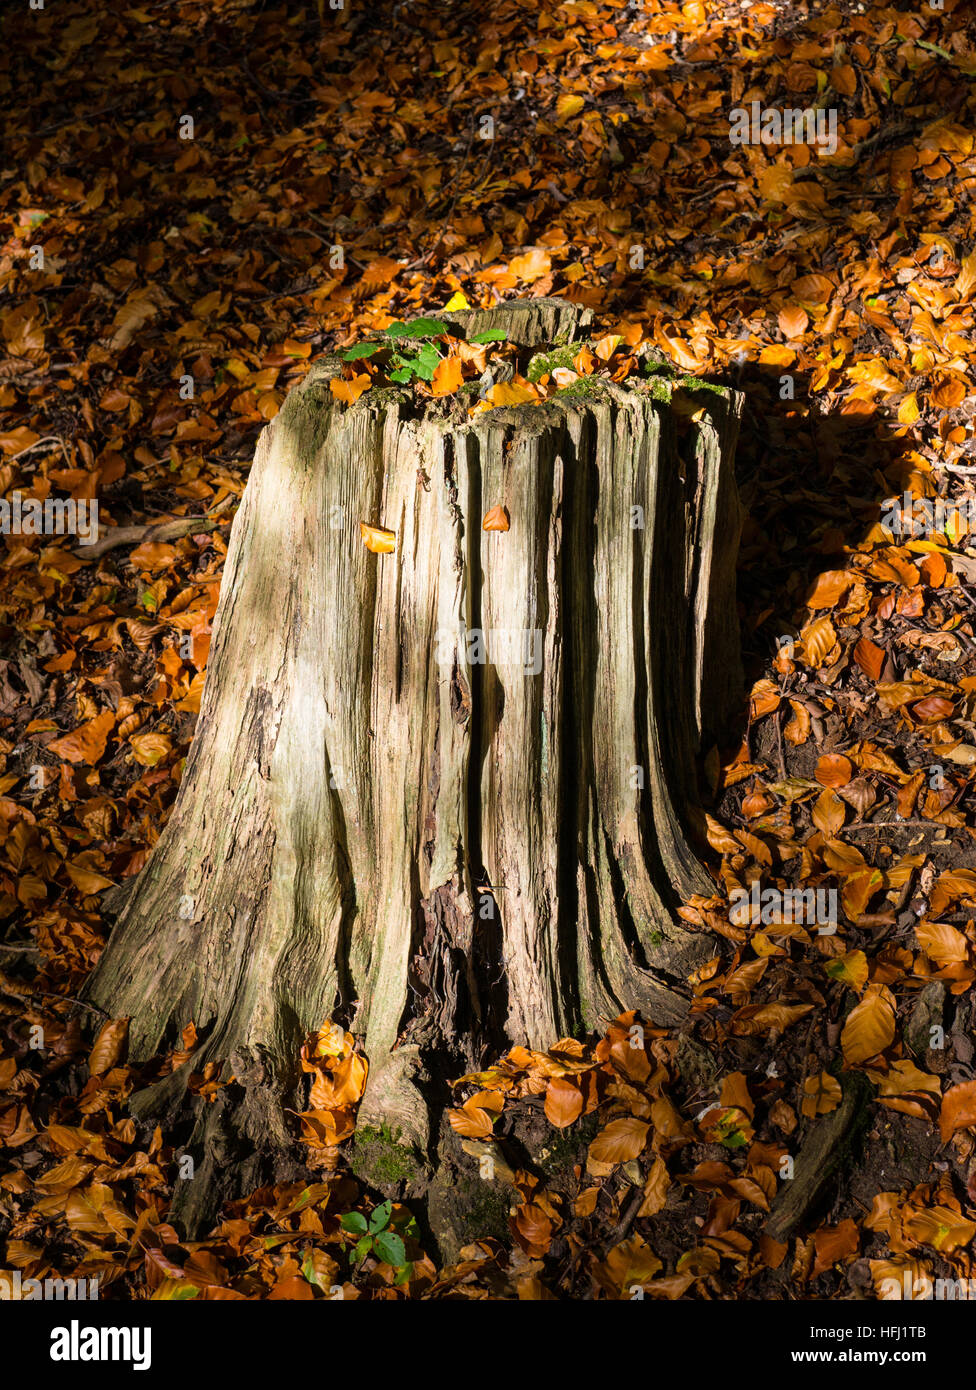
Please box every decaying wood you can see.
[764,1071,874,1244]
[84,300,743,1235]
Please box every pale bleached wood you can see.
[85,302,742,1235]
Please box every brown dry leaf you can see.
[904,1206,976,1253]
[555,94,585,122]
[359,522,396,554]
[508,247,551,283]
[601,1235,662,1291]
[637,1157,671,1218]
[911,695,955,723]
[488,379,541,408]
[448,1090,504,1139]
[482,504,510,532]
[868,1060,940,1097]
[815,754,852,788]
[729,1002,813,1035]
[431,356,463,397]
[783,699,811,745]
[129,732,173,767]
[65,862,115,895]
[47,711,115,765]
[777,304,808,339]
[939,1080,976,1143]
[811,1218,859,1276]
[592,333,622,361]
[734,829,773,866]
[824,949,868,993]
[915,919,969,966]
[802,1072,842,1117]
[588,1116,650,1166]
[544,1077,584,1128]
[791,274,835,306]
[130,542,179,572]
[805,570,851,610]
[798,616,837,668]
[512,1201,553,1257]
[704,814,738,854]
[330,373,371,405]
[812,788,846,835]
[853,638,885,680]
[841,984,896,1065]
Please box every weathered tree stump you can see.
[85,300,743,1235]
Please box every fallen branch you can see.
[74,497,235,559]
[764,1071,873,1245]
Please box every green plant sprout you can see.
[339,1199,414,1284]
[342,319,506,385]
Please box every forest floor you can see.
[2,0,976,1300]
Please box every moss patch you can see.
[350,1123,426,1190]
[527,343,581,382]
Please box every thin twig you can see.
[838,819,955,833]
[8,435,69,464]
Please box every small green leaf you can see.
[393,1261,413,1286]
[373,1231,406,1267]
[413,344,440,380]
[917,40,952,59]
[340,1211,368,1234]
[403,317,449,337]
[383,321,411,339]
[369,1200,392,1234]
[388,366,414,383]
[352,1235,373,1264]
[469,329,507,344]
[342,342,383,361]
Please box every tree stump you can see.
[85,300,743,1235]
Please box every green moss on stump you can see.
[351,1123,425,1189]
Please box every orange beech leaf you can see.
[47,711,115,766]
[431,356,463,396]
[129,732,173,766]
[791,273,835,306]
[853,638,885,680]
[66,862,115,895]
[802,1072,842,1118]
[841,985,896,1065]
[592,333,622,361]
[816,754,852,787]
[88,1017,130,1076]
[812,788,846,835]
[488,379,540,408]
[359,522,396,554]
[798,616,837,668]
[330,373,371,405]
[939,1080,976,1143]
[588,1116,649,1166]
[911,695,955,723]
[508,247,550,283]
[777,304,808,339]
[572,345,595,375]
[805,570,851,610]
[482,504,510,532]
[555,94,585,122]
[544,1077,584,1128]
